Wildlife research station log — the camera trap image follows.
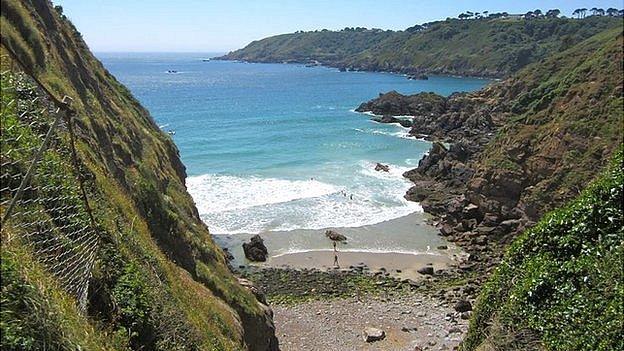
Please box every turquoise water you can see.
[98,53,488,235]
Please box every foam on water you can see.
[98,55,489,240]
[187,175,337,213]
[187,161,422,234]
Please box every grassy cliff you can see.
[461,27,624,350]
[1,0,276,350]
[468,26,624,222]
[463,149,623,351]
[219,16,621,77]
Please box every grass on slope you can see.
[463,148,623,350]
[476,26,623,219]
[1,0,271,349]
[222,16,621,77]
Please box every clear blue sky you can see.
[53,0,623,52]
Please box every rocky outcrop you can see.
[375,163,390,172]
[356,91,446,118]
[370,115,413,128]
[243,235,269,262]
[366,28,623,276]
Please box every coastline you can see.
[211,57,504,80]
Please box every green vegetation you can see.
[1,0,275,350]
[475,26,623,219]
[220,16,621,77]
[463,149,623,351]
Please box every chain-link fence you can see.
[0,68,99,311]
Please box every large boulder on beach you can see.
[242,235,268,262]
[325,230,347,242]
[363,327,385,342]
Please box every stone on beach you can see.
[417,266,434,275]
[242,234,268,262]
[453,300,472,312]
[363,327,385,342]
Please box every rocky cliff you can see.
[1,0,277,350]
[357,27,623,273]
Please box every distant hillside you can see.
[1,0,277,350]
[219,16,621,77]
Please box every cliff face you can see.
[1,0,277,350]
[355,24,623,351]
[219,16,621,77]
[464,149,623,351]
[357,27,623,268]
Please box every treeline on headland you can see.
[217,11,622,77]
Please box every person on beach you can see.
[332,241,339,267]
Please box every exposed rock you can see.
[238,278,267,304]
[325,230,347,242]
[371,115,413,128]
[408,74,429,80]
[417,266,434,275]
[363,327,386,342]
[454,300,472,312]
[222,247,234,261]
[375,163,390,172]
[460,311,472,320]
[356,91,447,118]
[243,235,268,262]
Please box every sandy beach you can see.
[214,212,462,278]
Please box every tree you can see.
[606,8,619,16]
[572,9,581,18]
[546,9,561,18]
[580,8,587,18]
[524,11,534,19]
[533,9,543,17]
[458,13,469,20]
[590,7,598,15]
[596,8,605,16]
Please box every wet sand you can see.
[268,250,454,281]
[214,212,463,277]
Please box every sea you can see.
[97,52,489,260]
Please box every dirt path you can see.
[273,293,467,351]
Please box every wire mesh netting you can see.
[0,69,98,311]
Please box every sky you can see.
[53,0,624,52]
